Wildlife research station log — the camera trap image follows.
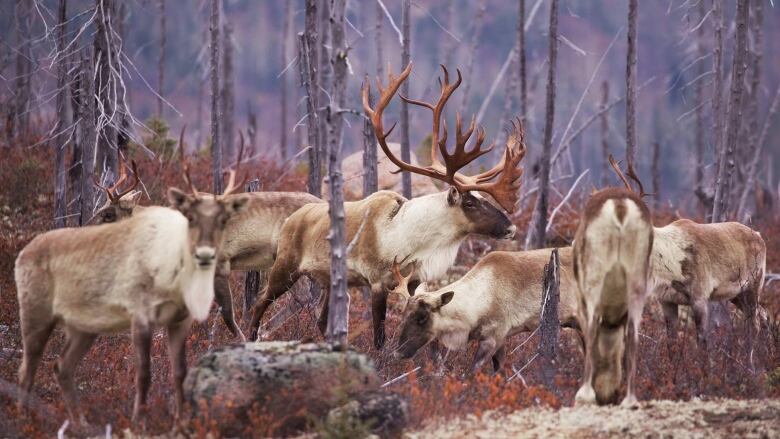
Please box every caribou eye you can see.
[103,211,116,221]
[415,312,428,326]
[463,198,475,209]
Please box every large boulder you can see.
[183,341,398,437]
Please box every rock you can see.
[326,391,409,439]
[183,341,379,437]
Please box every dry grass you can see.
[0,137,778,437]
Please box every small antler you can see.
[221,130,246,196]
[388,255,416,300]
[92,158,140,203]
[608,154,647,197]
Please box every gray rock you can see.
[326,391,409,439]
[183,341,379,437]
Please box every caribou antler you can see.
[608,154,647,197]
[221,130,247,196]
[92,158,141,203]
[388,255,416,300]
[362,63,527,212]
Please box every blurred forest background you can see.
[1,0,778,202]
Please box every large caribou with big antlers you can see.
[15,165,249,427]
[86,132,323,341]
[249,63,527,347]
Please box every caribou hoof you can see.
[620,393,638,407]
[574,384,597,406]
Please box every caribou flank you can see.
[15,170,249,426]
[573,157,653,406]
[249,63,526,347]
[392,248,581,374]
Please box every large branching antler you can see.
[93,158,141,203]
[362,63,527,212]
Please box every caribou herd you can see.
[15,63,767,426]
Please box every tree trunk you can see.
[318,0,332,175]
[54,0,69,229]
[11,0,33,138]
[399,0,412,199]
[600,80,610,186]
[652,140,660,207]
[247,100,258,152]
[694,0,706,210]
[459,0,488,114]
[69,49,83,225]
[375,0,384,78]
[363,76,378,197]
[115,3,130,158]
[326,0,349,346]
[157,0,166,117]
[524,0,558,251]
[712,0,749,223]
[625,0,638,165]
[244,179,262,313]
[79,50,96,225]
[94,0,118,178]
[222,21,235,163]
[538,248,560,390]
[280,0,292,161]
[303,0,321,197]
[709,0,725,222]
[210,0,223,194]
[519,0,527,119]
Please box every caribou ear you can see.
[225,194,250,215]
[119,190,142,209]
[446,187,461,206]
[436,291,455,309]
[167,187,191,212]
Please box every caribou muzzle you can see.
[195,246,217,267]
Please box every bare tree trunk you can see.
[712,0,749,223]
[459,0,488,114]
[303,0,321,197]
[538,248,560,390]
[280,0,292,161]
[222,21,235,163]
[210,0,223,194]
[625,0,638,164]
[652,140,660,207]
[157,0,166,118]
[318,0,332,174]
[375,0,384,78]
[739,0,762,201]
[326,0,349,346]
[694,0,706,210]
[400,0,412,199]
[115,3,130,158]
[600,80,610,186]
[11,0,32,138]
[195,75,205,151]
[69,50,83,225]
[94,0,118,178]
[709,0,725,222]
[519,0,527,119]
[524,0,558,251]
[363,76,378,197]
[443,0,457,68]
[247,101,258,151]
[79,50,96,224]
[244,179,262,313]
[54,0,69,229]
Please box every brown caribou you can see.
[249,63,527,348]
[15,166,249,428]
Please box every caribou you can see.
[390,247,581,374]
[15,166,249,427]
[249,63,526,347]
[85,134,323,341]
[573,157,653,406]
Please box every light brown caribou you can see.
[86,134,323,342]
[391,247,580,374]
[249,63,527,347]
[573,157,653,406]
[15,168,249,427]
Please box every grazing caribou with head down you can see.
[573,156,653,406]
[86,133,323,342]
[391,247,581,374]
[15,166,249,427]
[249,63,526,347]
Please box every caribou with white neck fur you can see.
[15,161,249,428]
[249,63,526,347]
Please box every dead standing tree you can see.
[625,0,638,165]
[375,0,384,79]
[79,50,96,224]
[318,0,332,172]
[708,0,724,220]
[399,0,412,199]
[712,0,749,223]
[538,247,560,390]
[9,0,33,138]
[157,0,166,117]
[210,0,223,194]
[222,21,235,163]
[326,0,349,346]
[301,0,321,197]
[458,0,488,115]
[694,0,707,211]
[54,0,69,229]
[363,76,378,196]
[94,0,119,179]
[280,0,292,161]
[600,81,610,186]
[524,0,558,250]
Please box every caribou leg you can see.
[469,338,497,375]
[167,316,191,427]
[249,258,301,341]
[55,326,97,425]
[17,317,55,413]
[371,284,389,349]
[131,319,152,428]
[214,261,246,342]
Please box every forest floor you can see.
[409,398,780,438]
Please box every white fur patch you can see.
[183,264,216,321]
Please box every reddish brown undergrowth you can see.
[1,135,779,437]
